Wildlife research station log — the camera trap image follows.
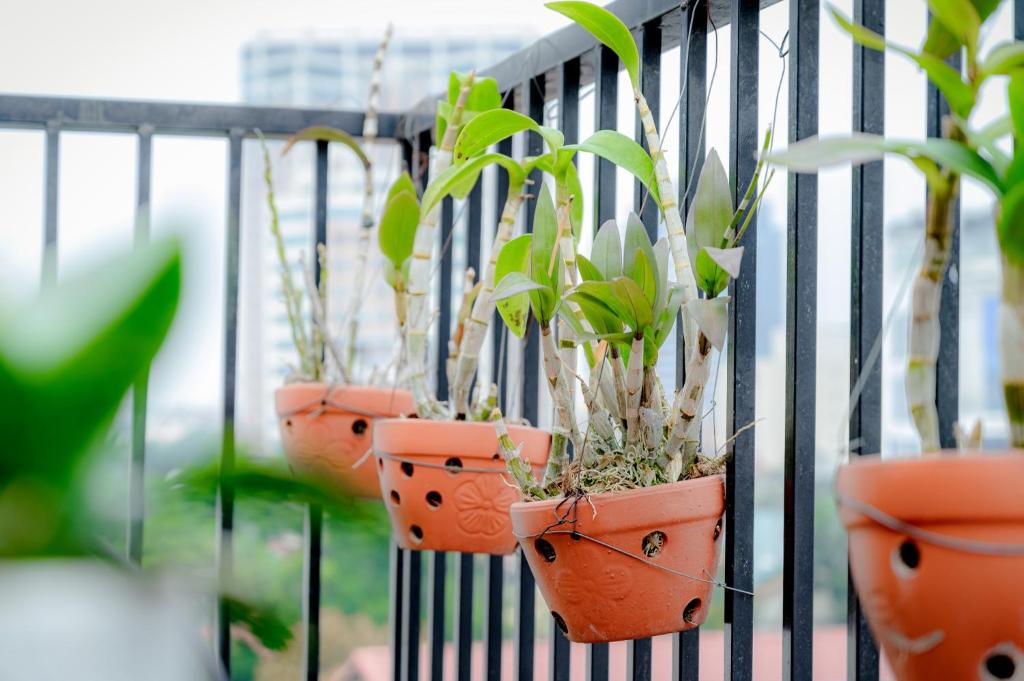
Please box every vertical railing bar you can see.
[783,3,819,681]
[593,45,618,229]
[628,638,653,681]
[628,21,659,681]
[847,1,884,679]
[428,551,447,681]
[674,4,707,677]
[547,55,580,681]
[392,541,407,681]
[1018,0,1024,41]
[42,120,60,287]
[484,554,504,681]
[455,553,475,681]
[635,18,662,234]
[392,139,416,681]
[586,43,617,681]
[515,76,545,681]
[725,1,759,680]
[128,125,153,566]
[215,128,244,677]
[437,197,454,400]
[486,95,514,681]
[928,16,962,449]
[402,549,423,681]
[301,138,330,681]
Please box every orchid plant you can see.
[769,0,1024,451]
[259,25,393,386]
[480,1,774,499]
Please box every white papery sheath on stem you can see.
[624,335,644,446]
[344,24,392,378]
[451,185,525,415]
[665,330,712,477]
[406,74,474,417]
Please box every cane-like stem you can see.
[665,330,712,477]
[907,175,958,452]
[493,409,546,500]
[624,335,644,446]
[1002,258,1024,448]
[344,24,392,378]
[406,73,475,417]
[451,184,526,415]
[635,90,700,347]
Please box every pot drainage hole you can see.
[400,462,414,478]
[390,490,401,506]
[444,457,463,473]
[409,525,424,544]
[683,598,702,625]
[426,491,442,508]
[352,418,368,435]
[552,612,568,635]
[535,538,556,563]
[642,531,666,557]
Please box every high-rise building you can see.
[236,30,530,453]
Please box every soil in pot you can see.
[374,419,550,555]
[838,452,1024,681]
[276,383,413,499]
[510,475,725,643]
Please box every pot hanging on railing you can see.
[510,474,726,643]
[374,419,549,555]
[837,453,1024,681]
[276,383,414,499]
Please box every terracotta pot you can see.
[276,383,413,499]
[510,475,725,643]
[374,419,550,555]
[837,452,1024,681]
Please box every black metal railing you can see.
[4,0,1020,679]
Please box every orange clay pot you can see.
[837,452,1024,681]
[510,475,725,643]
[275,383,413,499]
[374,419,549,555]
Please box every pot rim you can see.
[275,382,413,418]
[837,450,1024,527]
[373,417,550,465]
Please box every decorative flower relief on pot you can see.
[838,453,1024,681]
[374,419,550,555]
[511,474,726,644]
[453,477,519,538]
[276,383,413,499]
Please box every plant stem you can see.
[258,133,314,379]
[1002,257,1024,448]
[451,183,525,415]
[344,25,392,379]
[624,335,644,446]
[635,90,700,347]
[492,409,546,499]
[540,322,581,452]
[906,176,957,452]
[665,330,712,478]
[554,178,581,411]
[406,73,475,417]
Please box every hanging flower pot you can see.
[837,453,1024,681]
[276,383,413,499]
[510,474,726,643]
[374,419,549,555]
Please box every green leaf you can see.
[980,41,1024,79]
[704,245,745,280]
[448,72,502,112]
[686,297,730,350]
[494,235,532,337]
[567,131,660,205]
[623,213,658,305]
[830,6,974,118]
[282,126,369,168]
[652,238,671,314]
[530,184,561,300]
[455,109,562,161]
[546,1,640,89]
[998,183,1024,265]
[492,271,546,300]
[378,191,420,269]
[694,248,729,298]
[572,281,634,330]
[653,285,685,346]
[425,154,526,217]
[383,258,411,291]
[387,171,417,204]
[767,133,1004,195]
[591,219,622,279]
[0,239,180,484]
[224,596,292,652]
[923,0,1000,57]
[926,0,980,53]
[566,288,623,336]
[576,254,604,282]
[685,149,733,270]
[562,160,585,240]
[1010,73,1024,142]
[611,277,654,331]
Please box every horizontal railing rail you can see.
[4,0,1018,679]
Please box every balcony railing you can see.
[0,0,1003,679]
